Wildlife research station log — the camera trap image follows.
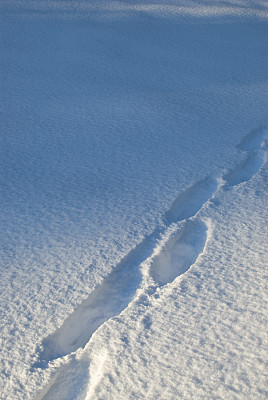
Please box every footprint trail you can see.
[35,175,218,366]
[34,126,267,400]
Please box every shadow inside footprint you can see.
[237,127,267,152]
[165,176,218,223]
[223,151,264,187]
[150,220,208,286]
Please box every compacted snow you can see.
[0,1,267,399]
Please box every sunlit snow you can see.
[0,1,267,399]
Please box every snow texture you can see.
[37,126,268,400]
[35,126,268,400]
[0,1,267,399]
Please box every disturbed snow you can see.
[0,1,267,399]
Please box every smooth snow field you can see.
[0,1,268,399]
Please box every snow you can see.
[35,130,268,400]
[0,1,267,399]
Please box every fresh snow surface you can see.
[0,1,267,399]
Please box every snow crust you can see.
[34,130,268,400]
[0,1,267,399]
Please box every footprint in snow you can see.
[223,150,265,187]
[150,219,209,287]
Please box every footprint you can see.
[165,176,218,223]
[237,126,267,152]
[34,229,163,366]
[36,265,140,364]
[150,220,208,286]
[223,150,265,187]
